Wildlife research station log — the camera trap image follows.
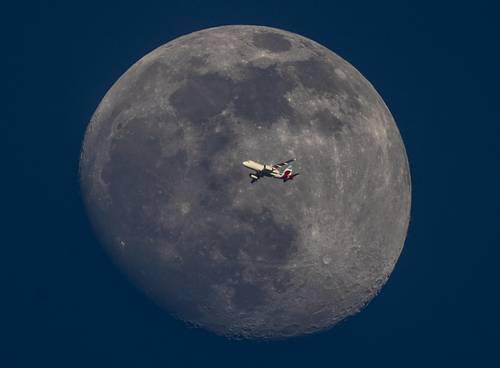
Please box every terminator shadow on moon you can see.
[79,25,411,339]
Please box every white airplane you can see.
[242,158,299,183]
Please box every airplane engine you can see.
[249,174,259,180]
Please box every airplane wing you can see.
[272,158,296,169]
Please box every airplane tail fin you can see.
[283,173,299,182]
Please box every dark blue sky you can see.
[5,1,499,367]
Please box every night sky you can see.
[5,1,499,367]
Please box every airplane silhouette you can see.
[242,158,299,183]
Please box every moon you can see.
[80,25,411,339]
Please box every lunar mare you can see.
[80,26,411,339]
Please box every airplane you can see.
[242,158,299,183]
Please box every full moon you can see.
[80,25,411,339]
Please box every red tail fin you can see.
[283,172,299,182]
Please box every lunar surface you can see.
[80,25,411,339]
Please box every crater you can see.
[231,207,299,263]
[253,32,292,52]
[232,282,266,311]
[232,64,295,124]
[169,72,234,123]
[188,54,208,68]
[291,58,363,112]
[292,58,338,94]
[313,109,347,137]
[100,119,184,238]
